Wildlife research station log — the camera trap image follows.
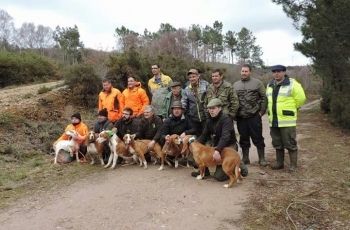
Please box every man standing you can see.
[233,64,268,166]
[267,65,306,172]
[181,69,209,137]
[162,81,185,119]
[205,68,239,121]
[123,76,149,118]
[98,79,124,123]
[148,64,172,118]
[191,98,248,179]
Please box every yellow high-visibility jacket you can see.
[266,76,306,127]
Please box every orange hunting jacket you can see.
[98,87,125,122]
[54,122,89,145]
[122,82,150,117]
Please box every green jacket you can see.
[162,89,185,119]
[233,77,267,118]
[205,80,239,119]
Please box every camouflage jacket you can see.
[233,77,267,118]
[205,80,239,119]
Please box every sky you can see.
[1,0,311,66]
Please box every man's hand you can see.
[213,150,222,163]
[165,135,170,143]
[148,140,155,149]
[72,135,80,141]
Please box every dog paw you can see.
[175,161,179,168]
[196,175,203,180]
[158,165,164,171]
[237,179,242,183]
[223,184,229,188]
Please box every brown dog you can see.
[181,136,243,188]
[85,131,108,165]
[163,134,193,168]
[123,134,166,170]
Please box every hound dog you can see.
[104,131,134,169]
[123,134,168,170]
[85,131,108,165]
[163,134,193,168]
[181,136,243,188]
[54,130,81,164]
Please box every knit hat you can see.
[71,112,81,121]
[98,108,108,117]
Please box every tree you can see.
[188,24,202,58]
[114,25,139,52]
[272,0,350,128]
[224,30,238,64]
[53,25,84,65]
[0,9,14,50]
[235,27,264,66]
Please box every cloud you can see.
[1,0,310,65]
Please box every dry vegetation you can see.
[235,107,350,230]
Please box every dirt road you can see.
[0,119,272,230]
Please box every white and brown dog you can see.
[181,136,243,188]
[123,134,167,170]
[104,132,134,169]
[85,131,109,166]
[163,134,193,168]
[54,130,81,164]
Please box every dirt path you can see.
[0,81,64,108]
[0,82,318,230]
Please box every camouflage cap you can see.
[207,98,223,108]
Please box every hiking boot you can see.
[257,148,267,167]
[288,150,298,172]
[242,148,250,164]
[271,149,285,170]
[191,167,210,177]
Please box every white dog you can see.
[53,130,81,164]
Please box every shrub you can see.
[37,86,52,94]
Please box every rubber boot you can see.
[242,149,250,164]
[240,162,248,177]
[191,167,210,177]
[257,148,267,167]
[288,150,298,172]
[271,149,285,170]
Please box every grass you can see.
[235,108,350,230]
[37,85,52,94]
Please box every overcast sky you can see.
[1,0,311,66]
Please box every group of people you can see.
[53,63,306,183]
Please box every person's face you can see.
[272,70,286,82]
[171,86,181,96]
[211,71,223,84]
[189,73,199,84]
[151,65,160,75]
[102,81,112,92]
[127,77,136,89]
[97,115,107,122]
[208,106,222,118]
[122,111,131,121]
[71,117,80,124]
[143,110,153,119]
[240,67,251,79]
[172,107,183,117]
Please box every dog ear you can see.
[180,136,189,154]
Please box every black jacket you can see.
[197,111,237,153]
[135,115,163,142]
[161,114,196,141]
[114,118,139,140]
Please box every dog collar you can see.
[106,130,114,138]
[188,137,196,145]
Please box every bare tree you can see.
[0,9,15,50]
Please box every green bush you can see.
[37,85,52,94]
[64,64,101,108]
[0,51,60,87]
[0,112,25,131]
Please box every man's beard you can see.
[123,117,131,122]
